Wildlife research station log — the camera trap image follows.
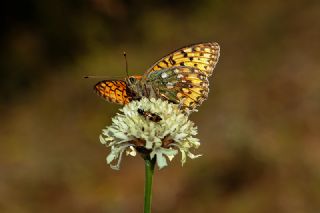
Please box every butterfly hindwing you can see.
[94,80,132,105]
[146,42,220,77]
[145,66,209,111]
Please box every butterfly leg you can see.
[178,97,187,109]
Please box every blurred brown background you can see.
[1,0,320,212]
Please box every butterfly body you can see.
[94,42,220,112]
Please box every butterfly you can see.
[94,42,220,112]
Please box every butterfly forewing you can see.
[94,80,132,105]
[146,42,220,77]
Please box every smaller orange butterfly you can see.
[94,42,220,112]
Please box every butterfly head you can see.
[126,75,138,83]
[124,75,143,97]
[126,75,142,86]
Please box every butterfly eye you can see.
[128,77,137,84]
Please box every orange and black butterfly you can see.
[94,42,220,112]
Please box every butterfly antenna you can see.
[123,51,129,77]
[83,75,105,79]
[83,75,124,79]
[84,52,129,79]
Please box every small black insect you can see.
[137,108,162,122]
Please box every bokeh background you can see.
[1,0,320,212]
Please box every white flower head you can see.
[100,98,201,170]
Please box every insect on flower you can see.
[93,42,220,112]
[137,108,162,122]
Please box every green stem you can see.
[144,158,155,213]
